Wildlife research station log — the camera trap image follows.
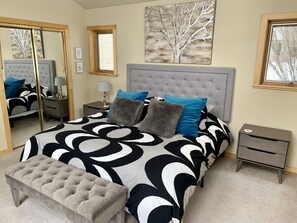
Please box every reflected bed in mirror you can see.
[4,60,56,125]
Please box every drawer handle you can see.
[246,147,276,155]
[249,135,278,142]
[46,106,57,109]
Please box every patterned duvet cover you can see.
[20,111,231,223]
[7,84,53,118]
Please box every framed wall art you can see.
[145,0,216,64]
[75,47,83,59]
[10,28,44,59]
[76,61,84,74]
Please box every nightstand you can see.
[83,101,110,116]
[236,124,291,184]
[43,96,69,122]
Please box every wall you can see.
[85,0,297,169]
[0,0,88,152]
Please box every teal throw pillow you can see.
[164,95,207,137]
[116,89,148,101]
[4,77,25,99]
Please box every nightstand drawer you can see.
[239,134,288,155]
[43,99,59,109]
[44,105,60,115]
[237,146,286,168]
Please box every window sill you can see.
[253,84,297,92]
[89,70,118,77]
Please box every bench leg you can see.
[10,187,20,207]
[116,210,124,223]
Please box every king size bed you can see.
[20,64,235,223]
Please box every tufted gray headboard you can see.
[4,60,56,93]
[127,64,235,122]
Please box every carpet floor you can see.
[10,115,61,148]
[0,148,297,223]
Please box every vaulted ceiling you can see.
[73,0,159,9]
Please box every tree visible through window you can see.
[254,12,297,91]
[265,24,297,83]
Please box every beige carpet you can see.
[1,149,297,223]
[10,115,61,148]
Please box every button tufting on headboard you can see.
[127,64,235,122]
[4,60,57,93]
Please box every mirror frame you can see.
[253,12,297,91]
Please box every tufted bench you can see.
[5,154,127,223]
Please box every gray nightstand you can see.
[43,96,69,122]
[236,124,291,184]
[83,101,110,116]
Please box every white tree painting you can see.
[10,28,44,59]
[145,0,216,64]
[266,24,297,83]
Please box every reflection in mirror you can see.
[0,27,68,148]
[265,24,297,83]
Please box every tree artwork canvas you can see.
[10,28,44,59]
[145,0,216,64]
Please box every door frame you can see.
[0,16,74,155]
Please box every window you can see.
[254,13,297,91]
[87,25,117,76]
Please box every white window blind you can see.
[98,33,114,71]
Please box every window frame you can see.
[87,25,118,76]
[253,12,297,91]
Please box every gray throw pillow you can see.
[138,99,184,138]
[108,97,144,127]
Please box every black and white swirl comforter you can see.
[20,112,231,223]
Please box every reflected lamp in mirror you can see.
[55,77,66,98]
[98,81,110,107]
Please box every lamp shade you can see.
[98,81,110,92]
[54,77,66,86]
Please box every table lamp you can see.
[98,81,110,107]
[55,77,66,98]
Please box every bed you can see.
[20,64,235,223]
[4,60,56,125]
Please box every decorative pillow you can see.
[4,77,26,98]
[139,99,184,138]
[108,97,144,127]
[165,95,207,137]
[32,85,54,97]
[139,96,164,121]
[107,89,149,118]
[117,89,148,101]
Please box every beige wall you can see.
[85,0,297,169]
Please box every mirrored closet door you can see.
[0,26,69,149]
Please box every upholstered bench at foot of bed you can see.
[5,154,127,223]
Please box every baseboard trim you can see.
[223,152,297,174]
[224,152,236,158]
